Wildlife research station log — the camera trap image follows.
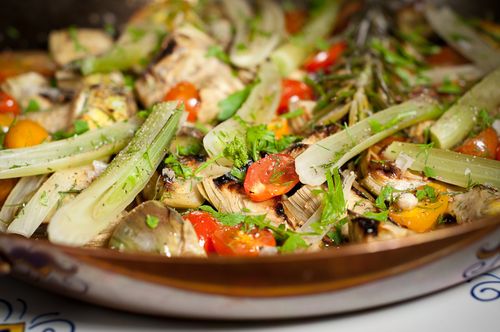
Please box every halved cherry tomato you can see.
[163,82,200,122]
[303,41,347,73]
[244,154,299,202]
[4,119,48,149]
[212,226,276,257]
[0,179,17,205]
[183,211,221,254]
[285,9,307,34]
[277,79,313,114]
[0,91,21,115]
[455,127,498,159]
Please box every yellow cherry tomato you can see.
[389,183,449,233]
[267,118,290,139]
[4,119,48,149]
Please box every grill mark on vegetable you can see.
[353,217,379,236]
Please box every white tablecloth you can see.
[0,268,498,332]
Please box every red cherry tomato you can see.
[183,211,221,253]
[163,82,200,122]
[285,9,307,34]
[303,41,347,73]
[0,91,21,115]
[244,154,299,202]
[455,127,498,159]
[277,79,313,114]
[212,226,276,257]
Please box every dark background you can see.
[0,0,498,50]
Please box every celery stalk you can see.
[295,97,443,185]
[0,175,47,232]
[0,121,137,179]
[383,142,500,189]
[223,0,284,68]
[271,0,341,75]
[81,24,165,75]
[48,102,183,246]
[430,67,500,149]
[7,165,95,238]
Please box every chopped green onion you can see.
[48,102,183,246]
[384,141,500,189]
[296,97,443,185]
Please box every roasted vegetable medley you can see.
[1,0,499,257]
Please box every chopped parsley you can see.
[223,136,249,169]
[164,154,193,179]
[438,78,462,95]
[52,120,89,140]
[206,45,230,64]
[24,99,41,113]
[199,206,309,252]
[145,215,160,229]
[363,210,389,222]
[312,168,346,233]
[39,191,49,207]
[423,166,437,178]
[416,185,437,202]
[177,142,203,157]
[375,185,394,210]
[477,109,494,131]
[280,108,304,119]
[68,26,87,52]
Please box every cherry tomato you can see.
[163,82,200,122]
[4,119,48,149]
[285,9,307,34]
[0,91,21,115]
[496,145,500,161]
[426,46,468,67]
[0,179,17,205]
[212,226,276,257]
[244,154,299,202]
[303,41,347,73]
[183,211,221,254]
[277,79,313,114]
[455,127,498,159]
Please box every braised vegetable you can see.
[48,102,182,246]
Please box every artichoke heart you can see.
[448,186,500,224]
[72,84,137,129]
[109,201,206,257]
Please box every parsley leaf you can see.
[477,109,493,131]
[363,210,389,222]
[74,120,89,135]
[199,205,247,227]
[438,78,462,95]
[375,185,394,210]
[280,233,308,253]
[313,168,346,233]
[177,142,203,157]
[164,154,193,179]
[145,215,160,229]
[223,136,249,169]
[24,99,40,113]
[217,85,254,121]
[415,185,437,202]
[206,45,230,64]
[423,166,437,178]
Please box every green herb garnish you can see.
[145,215,160,229]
